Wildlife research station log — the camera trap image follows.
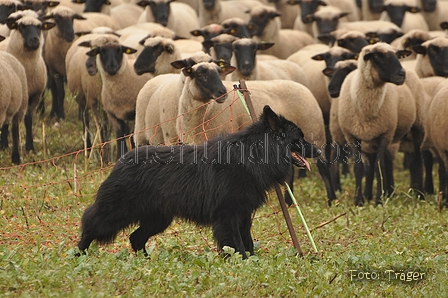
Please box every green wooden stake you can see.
[285,183,318,253]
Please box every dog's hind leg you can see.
[239,216,254,256]
[212,214,247,259]
[130,215,173,256]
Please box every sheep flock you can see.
[0,0,448,207]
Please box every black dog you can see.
[77,106,321,259]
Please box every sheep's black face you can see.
[54,15,75,42]
[99,45,124,76]
[0,4,16,24]
[301,0,324,24]
[247,11,275,37]
[420,0,437,12]
[368,0,384,14]
[327,64,357,98]
[150,1,170,27]
[213,43,233,65]
[338,37,368,54]
[203,0,215,10]
[366,51,406,85]
[84,0,109,12]
[134,44,165,75]
[233,43,256,76]
[222,22,251,38]
[383,5,419,28]
[20,23,41,50]
[316,17,339,36]
[427,45,448,77]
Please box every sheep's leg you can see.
[1,124,8,149]
[24,112,34,151]
[363,152,376,202]
[11,115,20,164]
[422,150,434,194]
[316,158,337,206]
[239,215,254,256]
[130,216,173,257]
[354,158,364,206]
[439,153,448,207]
[49,72,66,119]
[384,149,394,197]
[409,127,425,199]
[212,213,247,259]
[329,143,342,192]
[374,142,390,205]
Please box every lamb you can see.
[338,42,425,205]
[137,0,200,40]
[413,37,448,78]
[197,0,262,27]
[134,52,215,146]
[416,0,448,31]
[0,51,28,164]
[40,5,86,120]
[247,6,314,59]
[5,13,55,152]
[84,37,153,159]
[175,72,337,204]
[229,38,309,87]
[423,79,448,205]
[379,0,429,33]
[133,36,182,76]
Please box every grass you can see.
[1,92,447,297]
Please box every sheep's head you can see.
[414,37,448,77]
[41,7,86,42]
[232,38,273,76]
[312,47,358,75]
[361,43,410,85]
[180,61,235,103]
[247,6,281,37]
[221,18,251,38]
[305,6,349,35]
[6,15,55,50]
[0,0,26,24]
[202,34,238,65]
[381,1,420,28]
[85,41,137,76]
[326,60,357,98]
[134,36,178,75]
[190,24,223,41]
[138,0,172,27]
[420,0,437,12]
[73,0,111,13]
[286,0,327,24]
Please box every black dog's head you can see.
[262,105,321,170]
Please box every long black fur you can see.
[77,106,320,259]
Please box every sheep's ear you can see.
[41,13,54,20]
[171,59,187,69]
[74,14,86,20]
[396,50,412,59]
[47,1,60,7]
[287,0,300,5]
[339,12,350,19]
[190,29,203,37]
[137,0,151,7]
[0,35,5,42]
[165,44,174,54]
[72,0,86,4]
[215,60,235,75]
[413,45,427,55]
[317,0,327,6]
[440,22,448,30]
[42,22,56,30]
[363,52,373,61]
[406,6,420,13]
[311,53,326,61]
[202,40,214,51]
[262,105,281,132]
[5,18,18,30]
[322,67,334,77]
[138,35,149,45]
[86,46,100,57]
[78,40,92,47]
[123,46,137,55]
[182,66,194,78]
[257,42,274,51]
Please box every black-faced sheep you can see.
[379,0,429,33]
[413,37,448,78]
[5,13,55,152]
[416,0,448,31]
[197,0,262,27]
[338,42,425,205]
[247,5,314,59]
[84,37,153,159]
[0,51,28,164]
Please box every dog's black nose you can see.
[316,149,322,156]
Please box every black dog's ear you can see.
[263,105,281,131]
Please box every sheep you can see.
[133,35,182,76]
[197,0,262,27]
[5,13,55,152]
[291,0,360,35]
[202,33,239,65]
[176,74,337,204]
[71,0,125,14]
[267,0,300,29]
[137,0,200,40]
[229,38,309,87]
[84,37,153,160]
[247,5,314,59]
[39,6,86,120]
[417,0,448,31]
[413,37,448,78]
[134,52,215,146]
[338,20,403,41]
[337,42,425,205]
[0,0,24,36]
[423,79,448,205]
[361,0,385,20]
[65,33,120,150]
[221,17,251,38]
[379,0,429,33]
[336,30,371,53]
[0,51,28,164]
[302,5,351,39]
[110,3,144,28]
[389,29,432,60]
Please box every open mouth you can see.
[292,152,310,171]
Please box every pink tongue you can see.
[294,153,311,171]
